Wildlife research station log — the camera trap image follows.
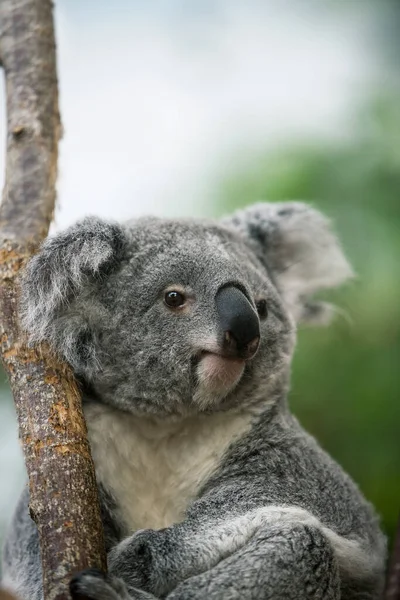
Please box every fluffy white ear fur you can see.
[222,202,353,324]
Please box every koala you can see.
[1,202,386,600]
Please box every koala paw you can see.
[70,568,158,600]
[70,568,126,600]
[108,528,170,596]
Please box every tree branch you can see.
[0,2,107,599]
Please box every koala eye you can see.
[164,290,186,309]
[255,298,268,320]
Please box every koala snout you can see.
[215,285,260,360]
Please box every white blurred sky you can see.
[0,0,385,230]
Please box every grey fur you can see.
[1,202,385,600]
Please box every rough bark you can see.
[0,2,107,599]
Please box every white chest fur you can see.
[85,403,255,533]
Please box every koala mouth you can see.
[196,351,246,394]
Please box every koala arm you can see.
[164,520,340,600]
[71,521,340,600]
[109,513,340,599]
[76,506,380,600]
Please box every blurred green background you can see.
[0,0,399,559]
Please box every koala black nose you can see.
[215,285,260,360]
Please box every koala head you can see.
[21,202,352,417]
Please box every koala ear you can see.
[222,202,353,324]
[20,217,128,372]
